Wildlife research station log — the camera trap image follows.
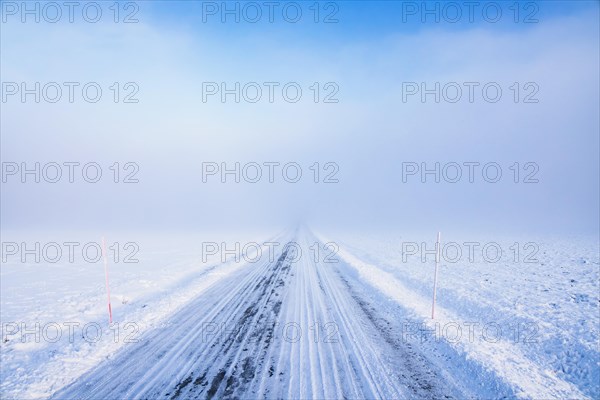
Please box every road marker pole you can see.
[101,236,113,324]
[431,231,441,319]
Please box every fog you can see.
[1,1,598,235]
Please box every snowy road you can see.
[51,231,483,399]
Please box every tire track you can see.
[52,230,478,400]
[52,239,293,400]
[170,246,292,399]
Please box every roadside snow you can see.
[0,230,277,400]
[316,230,599,399]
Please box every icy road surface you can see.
[50,231,510,399]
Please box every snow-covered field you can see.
[0,229,278,399]
[1,228,598,399]
[319,230,600,399]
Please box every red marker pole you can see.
[431,232,441,319]
[101,236,113,324]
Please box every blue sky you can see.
[139,0,599,41]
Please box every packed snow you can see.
[1,228,598,399]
